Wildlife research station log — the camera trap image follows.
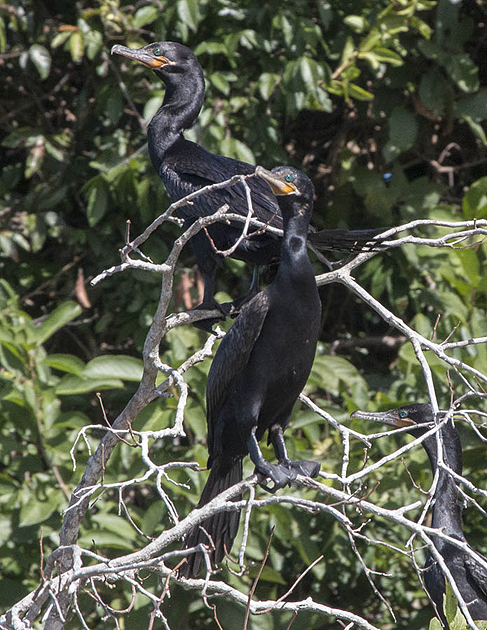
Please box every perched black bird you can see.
[111,41,386,326]
[179,166,322,577]
[351,403,487,627]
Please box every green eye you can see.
[399,410,407,419]
[285,174,293,182]
[154,48,162,56]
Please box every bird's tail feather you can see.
[179,459,242,578]
[308,227,389,252]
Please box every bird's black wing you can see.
[206,290,270,459]
[161,139,282,227]
[464,553,487,599]
[308,227,390,253]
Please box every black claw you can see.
[255,463,296,493]
[191,301,227,332]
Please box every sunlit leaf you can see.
[69,31,84,63]
[344,15,367,33]
[42,354,86,375]
[348,83,374,101]
[462,176,487,219]
[33,301,83,346]
[177,0,201,32]
[29,44,51,79]
[19,489,63,526]
[133,6,158,28]
[55,375,124,395]
[258,73,280,101]
[0,17,6,53]
[444,53,479,93]
[83,355,143,382]
[51,31,72,49]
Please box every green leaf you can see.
[455,249,480,287]
[83,175,109,226]
[54,411,91,429]
[177,0,201,32]
[33,301,82,346]
[462,176,487,219]
[78,530,137,550]
[341,36,356,65]
[2,127,42,148]
[344,15,367,33]
[51,31,72,49]
[208,71,230,95]
[42,354,86,375]
[429,618,443,630]
[444,54,479,93]
[0,16,6,53]
[348,83,374,101]
[220,137,255,164]
[462,115,487,146]
[383,106,418,163]
[443,581,468,629]
[143,94,164,121]
[247,565,287,585]
[454,90,487,122]
[83,355,143,381]
[133,6,158,28]
[25,141,45,178]
[19,489,62,526]
[55,375,124,395]
[29,44,51,80]
[69,31,84,63]
[85,30,103,60]
[91,513,140,540]
[370,47,403,66]
[419,72,450,116]
[258,73,280,101]
[359,29,381,52]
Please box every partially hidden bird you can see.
[351,403,487,627]
[111,41,386,328]
[179,166,322,578]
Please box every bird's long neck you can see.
[423,422,464,537]
[276,200,314,280]
[147,68,205,171]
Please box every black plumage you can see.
[179,166,322,577]
[111,41,386,326]
[351,403,487,627]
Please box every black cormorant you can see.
[351,403,487,627]
[111,41,385,326]
[179,166,321,577]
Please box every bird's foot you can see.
[279,459,321,479]
[190,301,227,333]
[219,294,255,320]
[221,276,260,319]
[254,462,297,494]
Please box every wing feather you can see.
[161,139,282,226]
[206,291,269,459]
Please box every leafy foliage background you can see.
[1,0,487,628]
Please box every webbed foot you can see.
[255,462,297,494]
[279,459,320,479]
[191,301,227,333]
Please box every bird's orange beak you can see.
[111,44,172,69]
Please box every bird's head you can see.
[351,403,435,433]
[111,41,200,80]
[255,166,315,216]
